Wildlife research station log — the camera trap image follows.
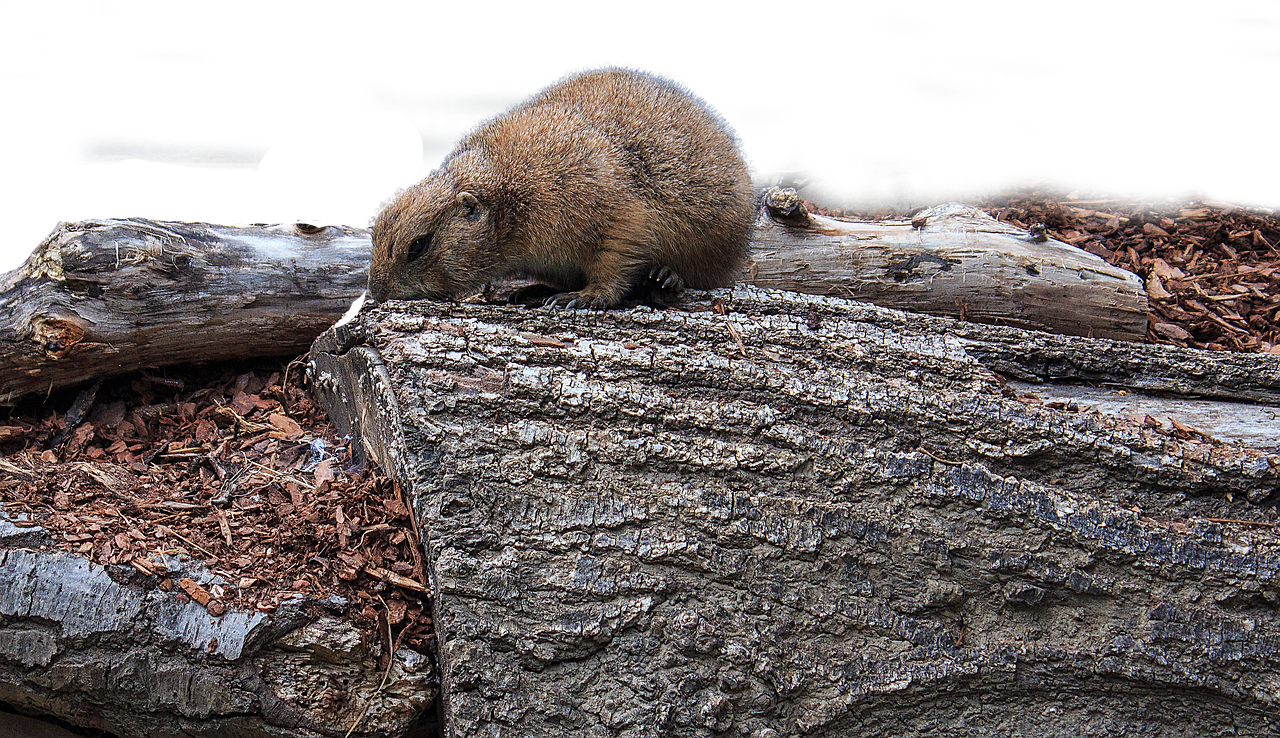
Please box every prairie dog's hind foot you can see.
[542,285,623,310]
[509,283,561,306]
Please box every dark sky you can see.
[2,2,1280,267]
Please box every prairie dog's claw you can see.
[649,265,686,292]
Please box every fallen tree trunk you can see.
[0,198,1145,402]
[311,286,1280,738]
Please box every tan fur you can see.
[368,68,755,309]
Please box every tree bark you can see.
[311,286,1280,738]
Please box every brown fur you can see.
[367,68,755,308]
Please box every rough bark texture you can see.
[312,286,1280,738]
[0,515,435,737]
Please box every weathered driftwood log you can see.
[312,287,1280,738]
[0,514,435,737]
[753,192,1146,341]
[0,200,1145,402]
[0,219,372,404]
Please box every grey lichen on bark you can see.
[312,286,1280,737]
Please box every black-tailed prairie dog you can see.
[368,68,755,309]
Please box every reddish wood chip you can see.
[267,413,303,439]
[178,578,212,606]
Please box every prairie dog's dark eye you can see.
[407,233,433,263]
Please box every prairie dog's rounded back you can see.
[369,68,755,308]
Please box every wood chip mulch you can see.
[0,359,433,653]
[810,188,1280,355]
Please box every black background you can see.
[2,3,1280,267]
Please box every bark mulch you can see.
[0,359,433,653]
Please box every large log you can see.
[311,286,1280,738]
[0,199,1145,403]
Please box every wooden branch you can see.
[0,219,370,403]
[750,189,1147,341]
[311,287,1280,738]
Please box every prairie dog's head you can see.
[368,174,497,302]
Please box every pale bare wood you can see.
[0,219,370,403]
[750,190,1147,341]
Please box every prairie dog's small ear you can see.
[457,191,480,212]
